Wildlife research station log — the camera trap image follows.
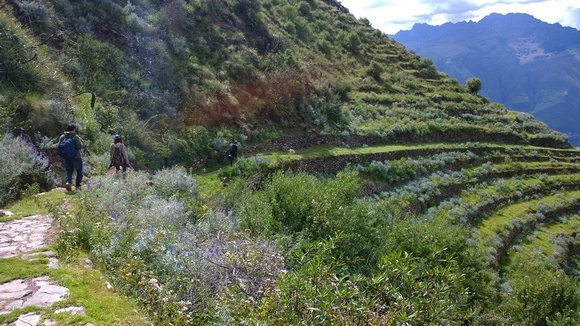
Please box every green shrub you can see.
[57,169,286,324]
[267,171,359,235]
[224,238,388,325]
[415,58,439,79]
[317,37,332,55]
[467,77,482,94]
[342,31,361,53]
[367,250,471,324]
[114,112,167,169]
[65,34,127,96]
[218,156,269,179]
[384,216,496,312]
[332,79,352,101]
[19,0,49,25]
[297,1,312,17]
[498,265,580,325]
[365,61,384,81]
[294,17,312,41]
[282,20,296,35]
[0,13,45,93]
[233,170,383,269]
[8,94,61,135]
[169,126,243,167]
[0,133,53,206]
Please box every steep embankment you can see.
[1,0,570,172]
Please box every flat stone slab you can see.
[55,306,86,315]
[0,215,52,258]
[0,277,69,315]
[14,312,40,326]
[0,280,31,302]
[23,284,69,308]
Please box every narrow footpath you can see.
[0,196,89,326]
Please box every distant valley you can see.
[393,13,580,145]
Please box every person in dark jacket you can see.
[58,124,84,191]
[227,141,238,166]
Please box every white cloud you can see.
[339,0,580,34]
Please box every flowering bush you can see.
[152,166,198,199]
[57,168,285,324]
[0,133,53,205]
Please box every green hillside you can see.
[1,0,579,325]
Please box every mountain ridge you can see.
[393,13,580,144]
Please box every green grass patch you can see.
[47,259,149,325]
[493,161,579,172]
[0,257,148,325]
[477,190,580,242]
[246,142,548,165]
[518,214,580,257]
[2,190,67,220]
[462,173,580,206]
[199,142,578,177]
[0,257,49,283]
[0,215,17,223]
[500,215,580,278]
[0,306,44,325]
[195,172,225,208]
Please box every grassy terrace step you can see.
[243,142,580,175]
[476,190,580,265]
[363,159,580,198]
[501,214,580,277]
[421,173,580,224]
[411,168,580,217]
[244,136,579,157]
[375,161,580,212]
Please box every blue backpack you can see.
[59,137,77,160]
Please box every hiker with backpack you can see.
[109,135,131,178]
[58,124,84,191]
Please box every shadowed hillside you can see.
[1,2,571,170]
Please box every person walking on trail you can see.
[109,135,132,178]
[227,140,238,166]
[58,124,84,191]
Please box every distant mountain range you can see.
[393,13,580,145]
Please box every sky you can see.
[338,0,580,35]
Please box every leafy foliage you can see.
[56,169,284,324]
[0,133,54,205]
[467,77,483,94]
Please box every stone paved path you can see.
[0,214,53,259]
[0,208,87,326]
